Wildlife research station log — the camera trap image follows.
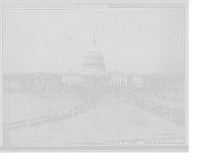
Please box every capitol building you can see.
[22,36,166,92]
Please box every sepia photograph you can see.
[0,1,188,152]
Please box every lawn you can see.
[5,93,81,122]
[139,96,185,110]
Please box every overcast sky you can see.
[3,8,185,75]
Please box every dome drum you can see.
[82,36,106,73]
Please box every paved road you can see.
[3,90,97,131]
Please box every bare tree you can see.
[3,75,9,93]
[148,88,157,113]
[51,74,60,94]
[93,82,104,88]
[45,75,51,93]
[71,92,76,125]
[128,86,147,127]
[111,85,117,100]
[60,82,69,94]
[142,88,149,111]
[10,77,23,93]
[22,84,33,94]
[118,86,126,103]
[131,86,138,108]
[165,87,174,122]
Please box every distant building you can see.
[127,74,143,87]
[145,73,166,88]
[62,70,82,87]
[110,70,127,87]
[16,72,62,93]
[23,37,166,92]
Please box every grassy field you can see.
[139,96,185,110]
[9,98,185,146]
[5,93,81,122]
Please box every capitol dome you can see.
[82,36,106,73]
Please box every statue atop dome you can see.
[92,35,97,47]
[82,35,106,74]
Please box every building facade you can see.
[22,37,166,92]
[22,72,62,93]
[141,74,166,88]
